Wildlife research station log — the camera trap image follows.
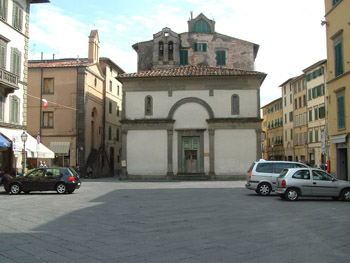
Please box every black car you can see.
[4,167,81,195]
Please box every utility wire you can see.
[27,94,77,111]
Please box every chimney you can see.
[88,30,100,63]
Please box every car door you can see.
[290,169,313,195]
[41,168,61,190]
[311,170,339,196]
[21,169,45,191]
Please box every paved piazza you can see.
[0,179,349,263]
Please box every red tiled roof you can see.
[119,65,266,79]
[28,59,92,68]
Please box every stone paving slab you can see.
[0,179,349,262]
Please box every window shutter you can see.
[0,44,5,68]
[194,43,198,52]
[337,95,345,129]
[203,43,207,52]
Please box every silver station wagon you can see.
[276,168,350,201]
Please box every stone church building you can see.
[119,13,266,180]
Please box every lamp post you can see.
[21,131,28,175]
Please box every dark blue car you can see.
[4,167,81,195]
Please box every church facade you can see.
[119,13,266,180]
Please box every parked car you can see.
[245,159,308,196]
[4,167,81,195]
[275,167,350,201]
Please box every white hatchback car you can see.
[276,168,350,201]
[245,159,308,196]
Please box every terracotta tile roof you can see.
[119,65,266,79]
[28,59,92,68]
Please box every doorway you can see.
[337,147,348,180]
[185,150,197,173]
[181,137,200,173]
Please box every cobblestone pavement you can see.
[0,179,349,263]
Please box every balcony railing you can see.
[0,68,19,89]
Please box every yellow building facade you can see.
[292,75,308,164]
[262,98,284,160]
[324,0,350,180]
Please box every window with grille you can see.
[231,95,240,115]
[145,96,153,115]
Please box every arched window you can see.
[232,94,239,115]
[168,41,173,61]
[145,96,153,115]
[158,41,164,60]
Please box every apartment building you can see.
[280,78,295,161]
[303,59,327,167]
[0,0,50,174]
[99,57,124,175]
[324,0,350,180]
[28,30,124,176]
[261,98,284,160]
[292,74,308,163]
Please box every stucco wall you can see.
[127,130,167,175]
[214,129,256,177]
[125,89,258,119]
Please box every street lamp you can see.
[21,131,28,175]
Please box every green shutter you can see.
[194,43,198,52]
[317,85,321,97]
[108,126,112,140]
[335,41,344,76]
[203,43,207,52]
[337,95,345,129]
[180,50,188,65]
[216,51,226,66]
[308,89,312,100]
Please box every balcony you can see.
[0,68,19,95]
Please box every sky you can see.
[29,0,327,107]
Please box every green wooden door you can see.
[182,137,200,173]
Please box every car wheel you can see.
[279,195,286,200]
[257,183,271,196]
[10,183,21,195]
[341,188,350,202]
[285,188,299,201]
[56,183,66,194]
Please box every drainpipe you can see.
[39,68,43,139]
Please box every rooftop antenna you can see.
[190,11,193,20]
[31,43,36,60]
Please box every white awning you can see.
[50,141,70,155]
[330,134,347,144]
[0,128,55,158]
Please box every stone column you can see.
[167,130,174,179]
[209,129,216,179]
[121,129,128,179]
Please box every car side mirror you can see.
[332,178,337,182]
